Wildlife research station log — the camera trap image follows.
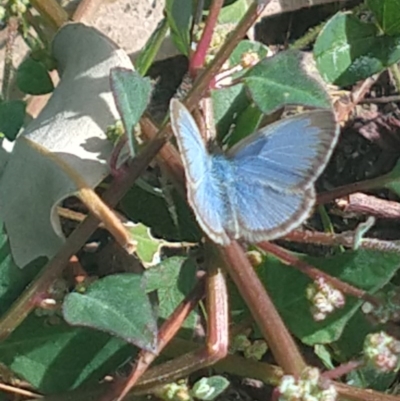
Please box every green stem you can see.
[317,172,396,204]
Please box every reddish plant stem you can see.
[317,174,393,205]
[284,229,400,253]
[336,192,400,219]
[258,242,379,306]
[0,383,41,399]
[132,264,229,393]
[189,0,225,78]
[185,0,272,111]
[322,360,364,381]
[334,381,400,401]
[220,241,307,376]
[109,135,130,179]
[284,230,345,247]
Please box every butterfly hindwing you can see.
[187,171,230,245]
[229,110,338,191]
[230,179,315,242]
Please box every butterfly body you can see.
[170,99,339,245]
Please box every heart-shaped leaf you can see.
[16,57,54,95]
[244,50,332,114]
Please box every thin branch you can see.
[258,241,379,306]
[189,0,224,77]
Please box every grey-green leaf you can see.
[165,0,192,56]
[110,68,152,156]
[244,50,331,114]
[145,256,199,330]
[191,376,230,401]
[63,273,157,351]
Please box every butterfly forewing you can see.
[228,110,338,191]
[170,99,209,187]
[170,99,230,245]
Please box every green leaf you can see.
[212,84,247,140]
[334,310,375,358]
[244,50,331,114]
[145,257,199,330]
[110,68,152,156]
[212,40,269,140]
[314,344,335,370]
[314,12,400,86]
[226,103,263,146]
[63,273,157,351]
[367,0,400,36]
[229,40,269,67]
[126,222,164,266]
[218,0,248,24]
[0,220,46,317]
[346,366,397,391]
[191,376,230,401]
[0,100,26,141]
[165,0,192,56]
[135,18,169,76]
[383,158,400,195]
[16,57,54,95]
[0,241,45,317]
[0,315,133,393]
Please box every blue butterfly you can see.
[170,99,339,245]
